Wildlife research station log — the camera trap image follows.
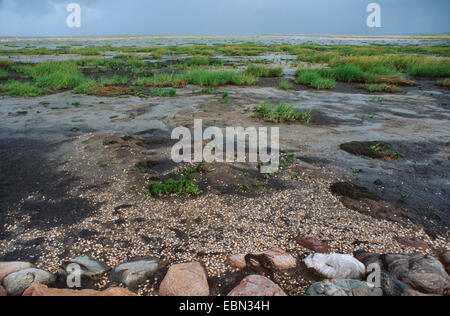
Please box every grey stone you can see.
[3,268,56,296]
[304,253,365,280]
[0,262,35,283]
[110,258,161,288]
[385,254,450,295]
[306,279,383,296]
[60,256,110,280]
[381,271,412,296]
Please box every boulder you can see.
[306,279,383,296]
[23,284,137,296]
[304,253,365,280]
[296,237,330,253]
[228,275,287,296]
[0,262,35,283]
[227,254,247,269]
[439,251,450,275]
[353,251,383,268]
[3,268,56,296]
[159,262,209,296]
[380,271,412,296]
[262,249,297,270]
[385,254,450,295]
[110,258,161,288]
[227,249,296,270]
[59,256,110,280]
[0,285,6,297]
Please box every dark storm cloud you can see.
[0,0,449,37]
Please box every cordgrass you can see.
[15,61,86,90]
[253,102,312,124]
[295,69,336,89]
[0,80,48,97]
[364,83,403,93]
[183,69,258,87]
[279,80,293,90]
[245,65,283,77]
[133,73,186,88]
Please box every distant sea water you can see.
[0,35,449,49]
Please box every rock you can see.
[306,279,383,296]
[0,285,6,296]
[385,254,450,295]
[353,251,383,268]
[394,236,429,249]
[227,254,247,269]
[0,262,35,283]
[110,258,161,288]
[439,251,450,275]
[227,249,296,270]
[3,268,56,296]
[402,289,441,297]
[381,271,412,296]
[296,237,330,253]
[60,256,110,280]
[228,275,287,296]
[159,262,209,296]
[262,249,296,270]
[304,253,365,280]
[23,284,137,296]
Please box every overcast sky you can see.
[0,0,448,37]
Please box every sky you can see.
[0,0,449,37]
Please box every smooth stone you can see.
[227,249,296,270]
[110,258,161,288]
[0,285,6,296]
[61,256,110,280]
[353,251,383,268]
[0,262,35,283]
[3,268,56,296]
[306,279,383,296]
[159,262,209,296]
[227,254,247,269]
[23,284,137,296]
[304,253,365,280]
[385,254,450,295]
[228,275,287,296]
[262,249,297,270]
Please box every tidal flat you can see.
[0,35,449,296]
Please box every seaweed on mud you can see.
[330,182,380,201]
[340,141,404,160]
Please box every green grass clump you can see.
[17,61,86,90]
[253,102,312,124]
[186,56,210,66]
[99,75,129,86]
[0,80,48,97]
[0,70,7,79]
[152,88,176,97]
[183,69,258,87]
[279,80,293,90]
[365,83,403,93]
[133,73,186,88]
[296,69,336,89]
[245,65,283,77]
